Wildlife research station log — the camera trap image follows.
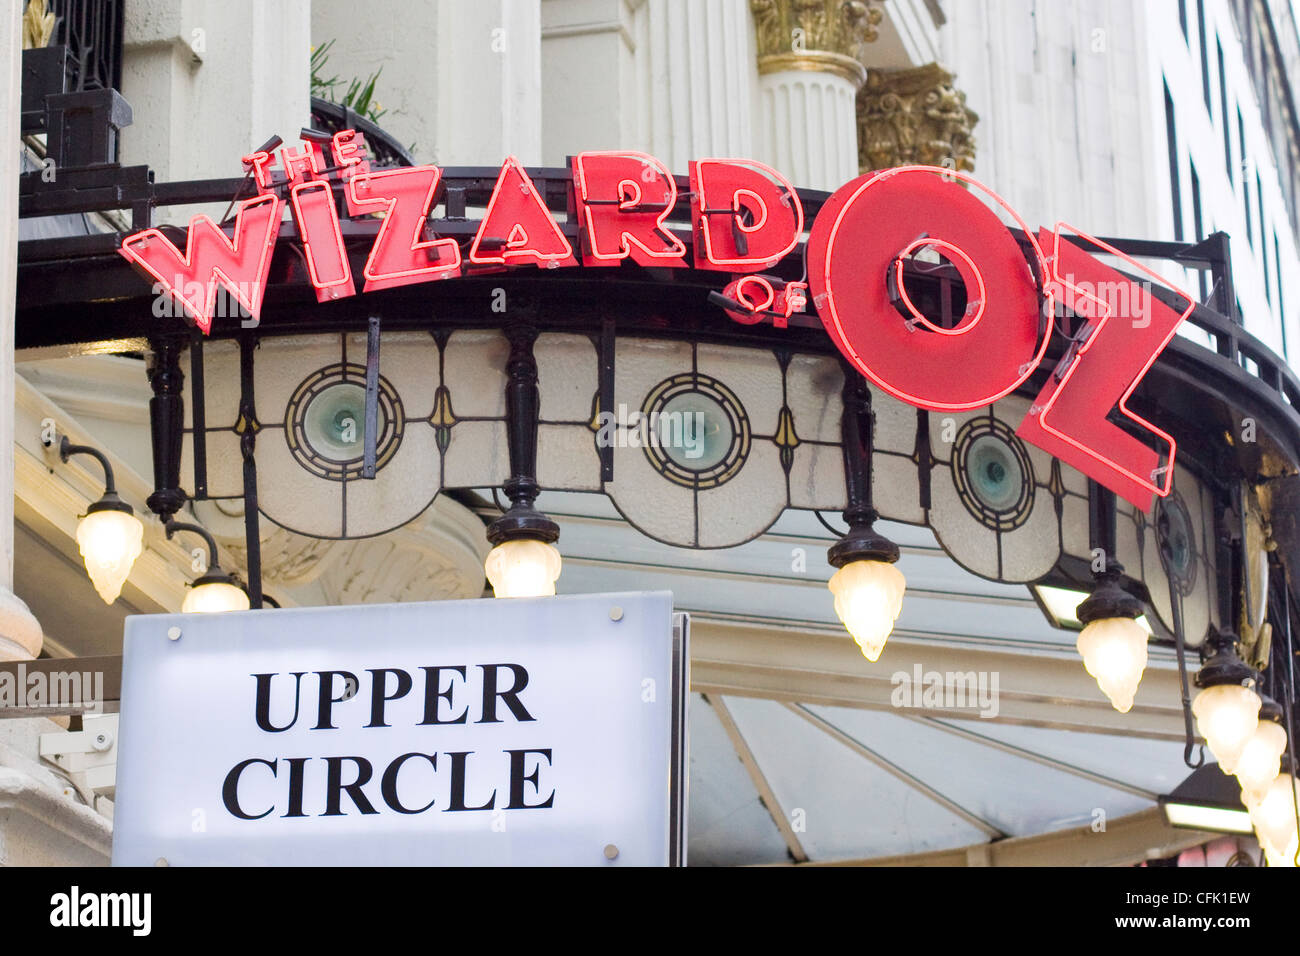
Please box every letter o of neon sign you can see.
[806,167,1051,410]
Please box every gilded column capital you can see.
[21,0,56,50]
[750,0,882,88]
[857,63,979,173]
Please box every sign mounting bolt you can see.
[603,844,619,860]
[609,606,624,622]
[167,626,182,641]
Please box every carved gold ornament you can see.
[22,0,57,50]
[857,63,979,173]
[750,0,883,88]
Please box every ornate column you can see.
[0,2,43,660]
[856,62,979,174]
[750,0,881,190]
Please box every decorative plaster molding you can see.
[856,62,978,173]
[0,588,42,661]
[194,494,489,606]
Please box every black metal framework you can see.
[57,436,131,516]
[15,139,1300,657]
[163,520,241,595]
[309,97,416,169]
[486,324,560,547]
[827,367,899,570]
[48,0,124,94]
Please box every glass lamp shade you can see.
[1262,836,1297,868]
[181,579,251,614]
[484,539,563,598]
[1234,720,1289,799]
[1076,616,1149,714]
[1247,772,1300,862]
[1192,684,1262,774]
[75,508,144,605]
[828,559,907,662]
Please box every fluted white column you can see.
[747,0,880,191]
[1,1,43,661]
[757,69,860,191]
[639,0,759,169]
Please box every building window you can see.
[1165,83,1184,242]
[1191,162,1208,302]
[1216,40,1232,179]
[1262,218,1272,308]
[1277,234,1289,358]
[1256,171,1265,260]
[1196,0,1212,111]
[1239,108,1253,248]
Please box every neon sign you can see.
[118,130,1193,511]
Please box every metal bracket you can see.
[39,713,119,805]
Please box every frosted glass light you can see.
[485,539,562,598]
[1234,720,1288,800]
[1076,616,1149,713]
[828,559,906,662]
[1248,773,1299,863]
[75,509,144,605]
[1192,684,1261,774]
[182,580,251,614]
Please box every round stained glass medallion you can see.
[641,373,750,489]
[285,363,404,481]
[952,417,1035,531]
[1155,491,1198,595]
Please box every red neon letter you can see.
[290,180,355,302]
[805,166,1049,410]
[1015,226,1194,511]
[346,165,462,292]
[331,130,370,181]
[689,159,803,270]
[720,275,807,329]
[118,194,282,335]
[468,156,576,269]
[572,151,687,267]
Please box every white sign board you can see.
[112,592,686,866]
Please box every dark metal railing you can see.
[48,0,124,93]
[309,96,416,169]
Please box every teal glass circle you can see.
[1158,496,1194,582]
[303,382,369,462]
[656,392,733,471]
[965,433,1024,512]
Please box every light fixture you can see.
[1030,583,1154,634]
[827,521,905,662]
[1159,764,1256,835]
[484,533,562,599]
[1233,696,1288,800]
[826,369,905,661]
[1075,574,1148,713]
[59,437,144,605]
[485,324,562,599]
[1245,769,1299,865]
[165,521,251,613]
[1191,631,1261,774]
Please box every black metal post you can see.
[238,335,264,608]
[363,315,381,479]
[828,364,898,568]
[145,337,187,522]
[190,331,207,499]
[487,323,558,545]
